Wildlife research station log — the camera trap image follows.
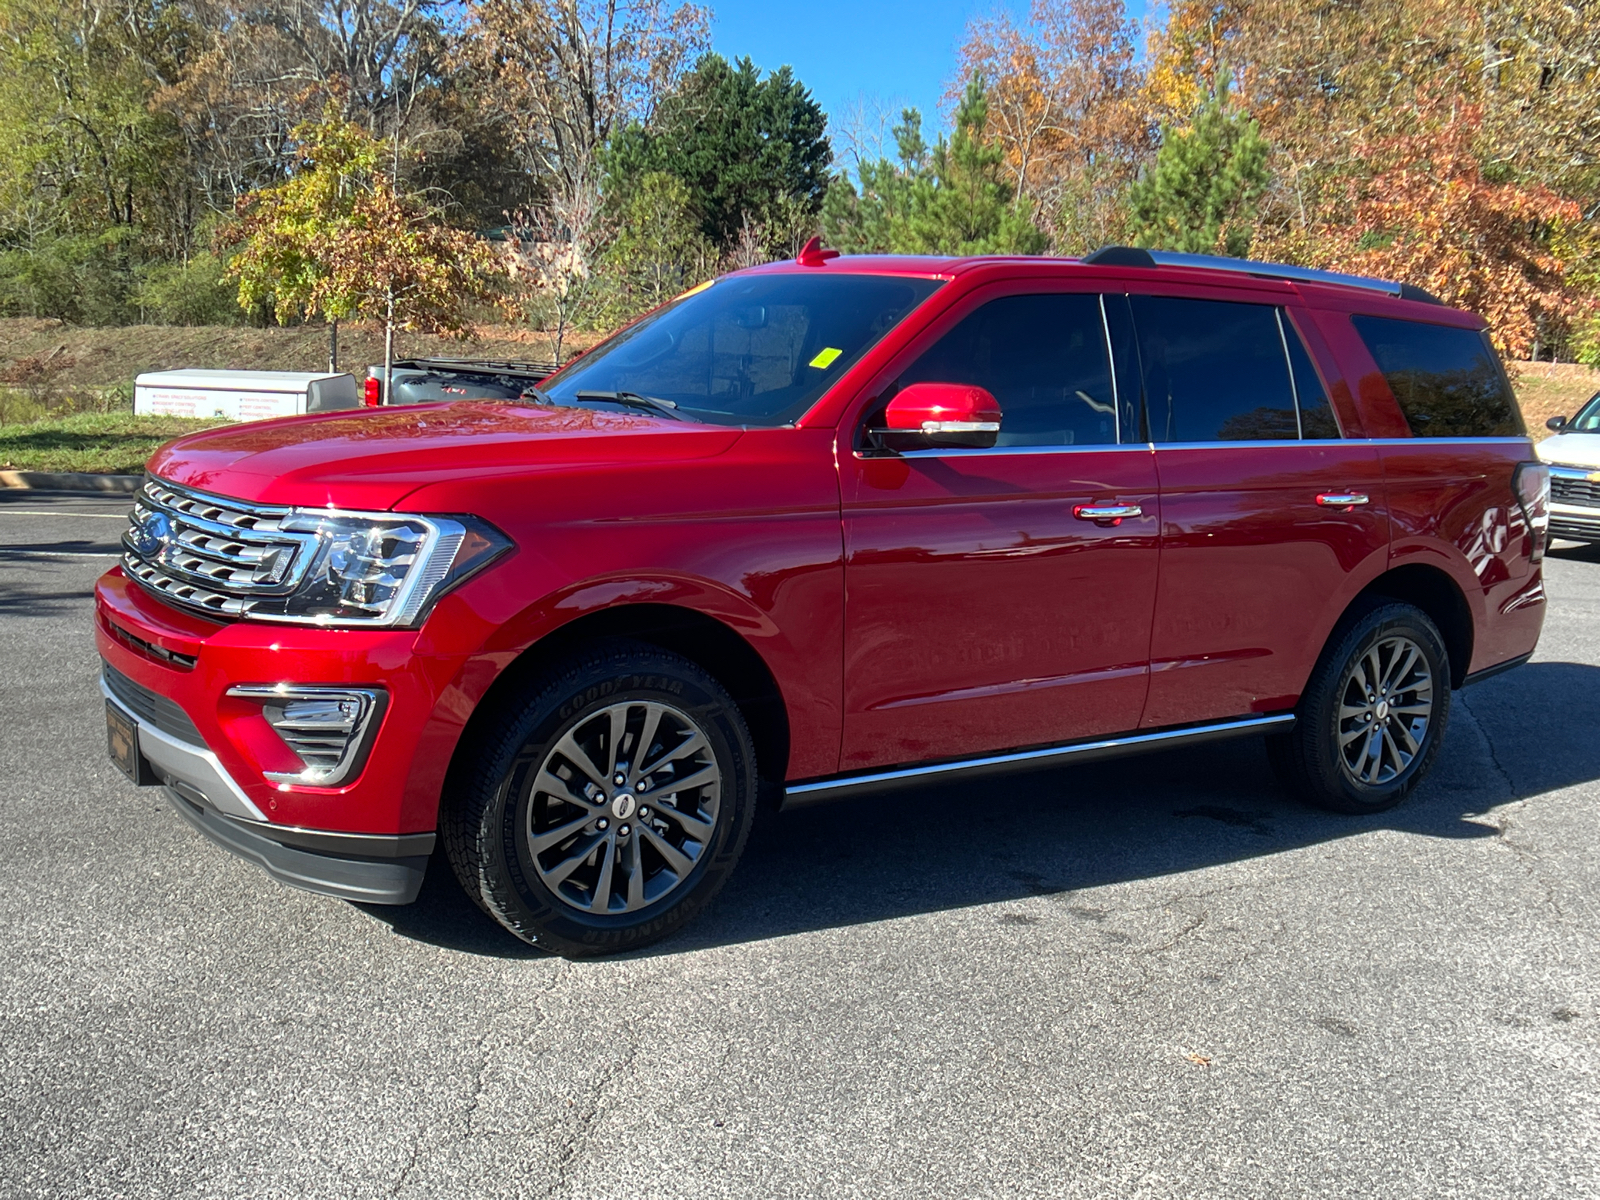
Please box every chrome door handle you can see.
[1074,503,1142,522]
[1316,492,1370,507]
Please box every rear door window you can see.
[1350,315,1523,437]
[898,293,1119,447]
[1130,296,1299,442]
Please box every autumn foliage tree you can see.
[225,110,498,393]
[1279,106,1591,359]
[955,0,1151,252]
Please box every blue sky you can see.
[711,1,1153,153]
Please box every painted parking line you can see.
[0,510,129,519]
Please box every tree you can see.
[824,79,1046,257]
[459,0,708,202]
[955,0,1151,252]
[821,109,930,253]
[606,53,831,255]
[599,170,711,318]
[320,180,499,396]
[1126,73,1268,256]
[225,109,498,391]
[503,147,612,363]
[1282,106,1591,359]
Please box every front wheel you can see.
[442,641,758,956]
[1268,601,1452,814]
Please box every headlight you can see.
[252,511,511,627]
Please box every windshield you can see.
[1567,390,1600,432]
[543,273,943,427]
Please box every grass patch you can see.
[0,413,231,475]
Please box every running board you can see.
[781,713,1296,809]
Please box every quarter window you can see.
[897,294,1119,447]
[1350,315,1523,438]
[1130,296,1299,442]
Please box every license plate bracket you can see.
[106,699,158,786]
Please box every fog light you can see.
[226,684,387,786]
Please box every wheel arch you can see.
[1353,563,1474,688]
[453,602,792,793]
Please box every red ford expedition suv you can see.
[96,244,1550,955]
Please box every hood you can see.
[146,402,745,510]
[1536,431,1600,472]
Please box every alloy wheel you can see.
[1336,635,1434,787]
[521,700,721,915]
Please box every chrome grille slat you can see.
[1551,476,1600,508]
[122,479,317,615]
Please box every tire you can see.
[442,640,758,956]
[1267,601,1452,814]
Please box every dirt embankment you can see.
[0,318,606,389]
[1,316,1594,432]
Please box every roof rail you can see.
[1081,245,1442,304]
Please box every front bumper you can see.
[102,671,433,903]
[164,786,430,905]
[94,563,495,903]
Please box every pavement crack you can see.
[389,1138,420,1198]
[1458,691,1565,921]
[544,1033,643,1198]
[1458,691,1515,796]
[1146,911,1207,954]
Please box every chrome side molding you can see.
[781,713,1296,809]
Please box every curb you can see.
[0,471,142,495]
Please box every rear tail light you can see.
[1513,461,1550,564]
[363,376,381,407]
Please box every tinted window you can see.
[546,274,941,427]
[898,294,1118,447]
[1283,316,1341,438]
[1131,296,1298,442]
[1351,315,1523,437]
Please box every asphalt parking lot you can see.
[2,489,1597,1199]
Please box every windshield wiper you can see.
[575,390,694,422]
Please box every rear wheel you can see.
[1268,601,1451,814]
[443,641,757,956]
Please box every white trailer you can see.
[133,370,360,421]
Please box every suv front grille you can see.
[103,661,204,746]
[121,479,318,618]
[1551,475,1600,508]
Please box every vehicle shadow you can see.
[363,660,1600,960]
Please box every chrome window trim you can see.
[1361,436,1534,447]
[1274,308,1306,440]
[782,712,1294,807]
[1152,439,1334,451]
[1098,293,1122,445]
[896,443,1156,460]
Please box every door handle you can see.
[1074,503,1143,524]
[1316,492,1370,508]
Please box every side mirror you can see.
[876,382,1002,451]
[1547,415,1567,432]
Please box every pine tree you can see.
[606,54,831,255]
[1126,73,1269,257]
[822,78,1047,256]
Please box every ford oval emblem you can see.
[131,511,171,558]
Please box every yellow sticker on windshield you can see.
[809,347,842,369]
